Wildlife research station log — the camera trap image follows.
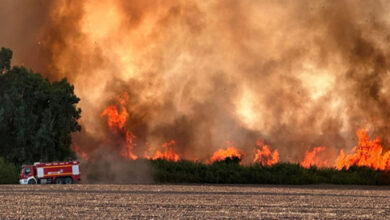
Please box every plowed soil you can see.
[0,184,389,219]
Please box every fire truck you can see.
[19,161,81,184]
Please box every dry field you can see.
[0,184,390,219]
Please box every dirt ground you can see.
[0,184,389,219]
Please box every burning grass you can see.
[97,96,390,171]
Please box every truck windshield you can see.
[24,167,31,175]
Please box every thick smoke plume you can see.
[1,0,390,167]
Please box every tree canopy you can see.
[0,47,81,164]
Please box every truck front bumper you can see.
[19,179,28,184]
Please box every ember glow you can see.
[253,140,279,166]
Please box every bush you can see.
[0,157,19,184]
[150,158,390,185]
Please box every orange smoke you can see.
[335,129,390,170]
[253,140,279,166]
[5,1,390,173]
[144,140,180,162]
[100,92,138,160]
[300,146,327,169]
[101,92,180,161]
[71,144,88,160]
[209,142,243,163]
[98,92,390,171]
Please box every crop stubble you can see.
[0,184,389,219]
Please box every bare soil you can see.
[0,184,389,219]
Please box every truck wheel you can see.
[64,177,73,184]
[28,179,36,184]
[55,178,63,184]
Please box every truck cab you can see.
[19,165,37,184]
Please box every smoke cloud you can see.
[1,0,390,165]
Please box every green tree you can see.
[0,47,12,74]
[0,157,19,184]
[0,47,81,164]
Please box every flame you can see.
[100,92,138,160]
[253,140,279,166]
[144,140,180,162]
[300,146,327,168]
[98,97,390,170]
[335,129,390,170]
[7,1,390,170]
[101,92,178,161]
[100,92,129,130]
[119,130,138,160]
[209,142,243,163]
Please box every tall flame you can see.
[120,130,137,160]
[253,140,279,166]
[100,92,129,130]
[300,146,327,169]
[335,129,390,170]
[100,92,138,160]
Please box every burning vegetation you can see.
[253,140,280,166]
[208,145,243,164]
[336,129,390,171]
[144,140,180,162]
[300,147,327,169]
[2,0,390,179]
[91,91,390,171]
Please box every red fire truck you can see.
[19,161,81,184]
